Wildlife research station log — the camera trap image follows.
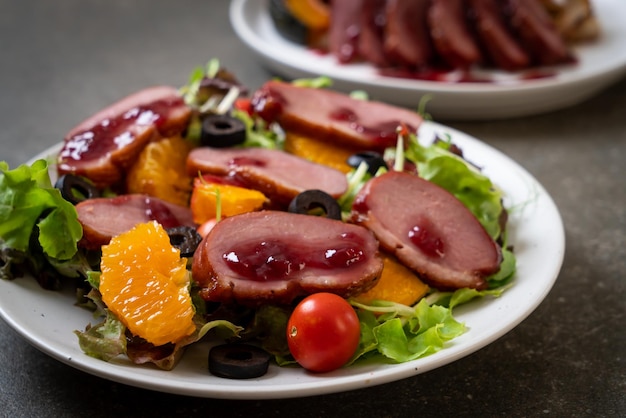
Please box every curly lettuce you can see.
[0,160,84,285]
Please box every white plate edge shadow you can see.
[0,121,565,399]
[229,0,626,120]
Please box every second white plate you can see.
[230,0,626,120]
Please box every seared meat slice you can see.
[187,147,348,207]
[351,171,502,290]
[76,194,195,250]
[427,0,483,69]
[504,0,572,65]
[251,80,423,151]
[58,86,191,189]
[468,0,530,70]
[193,211,383,306]
[383,0,433,68]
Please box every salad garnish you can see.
[0,60,516,375]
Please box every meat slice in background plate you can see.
[57,86,191,189]
[193,211,383,306]
[383,0,433,68]
[187,147,348,206]
[468,0,530,70]
[504,0,572,65]
[350,171,502,290]
[427,0,483,69]
[251,80,423,151]
[358,0,389,67]
[328,0,363,63]
[76,194,196,250]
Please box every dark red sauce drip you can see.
[228,157,266,168]
[329,107,415,148]
[379,67,558,83]
[408,218,444,258]
[250,86,286,123]
[223,233,367,282]
[351,193,369,215]
[59,97,183,163]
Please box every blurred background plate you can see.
[230,0,626,120]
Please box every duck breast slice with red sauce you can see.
[427,0,483,69]
[187,147,348,206]
[76,194,195,250]
[192,211,383,306]
[468,0,530,71]
[504,0,572,66]
[358,0,390,67]
[58,86,191,189]
[350,171,501,290]
[250,80,423,151]
[383,0,433,68]
[329,0,363,64]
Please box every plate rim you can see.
[0,120,565,399]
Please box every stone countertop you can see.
[1,1,624,417]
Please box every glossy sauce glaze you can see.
[328,107,415,148]
[222,232,368,282]
[59,97,184,164]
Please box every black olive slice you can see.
[208,344,271,379]
[288,189,342,220]
[346,151,388,176]
[166,226,203,257]
[200,114,246,148]
[54,174,100,205]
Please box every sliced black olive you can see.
[54,174,100,205]
[208,344,271,379]
[166,226,203,257]
[200,114,246,148]
[346,151,388,176]
[269,0,308,45]
[288,189,342,220]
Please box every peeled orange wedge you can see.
[126,136,193,206]
[99,221,195,346]
[283,132,354,173]
[353,253,429,306]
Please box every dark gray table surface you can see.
[1,1,624,417]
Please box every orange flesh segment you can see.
[190,183,267,224]
[99,221,195,346]
[126,136,193,206]
[283,132,354,174]
[353,253,429,306]
[285,0,330,30]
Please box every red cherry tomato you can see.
[286,293,360,373]
[196,218,217,238]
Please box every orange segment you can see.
[100,221,195,346]
[353,253,429,306]
[126,136,194,206]
[284,132,355,173]
[285,0,330,30]
[190,182,267,224]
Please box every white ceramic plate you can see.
[230,0,626,120]
[0,121,565,399]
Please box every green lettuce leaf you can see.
[0,160,81,259]
[0,160,83,283]
[349,299,466,364]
